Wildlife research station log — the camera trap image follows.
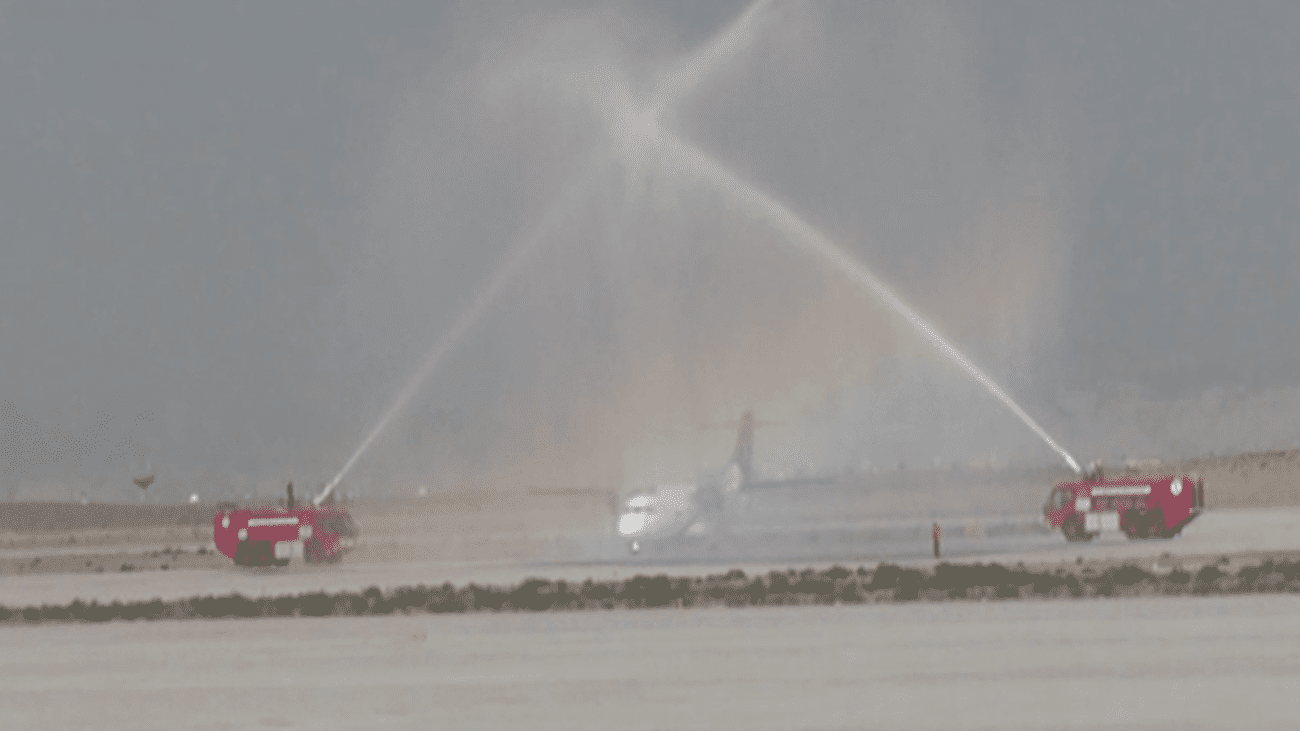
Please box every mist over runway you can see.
[4,505,1299,609]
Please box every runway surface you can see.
[3,506,1300,729]
[5,594,1300,730]
[3,507,1299,607]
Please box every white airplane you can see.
[617,412,756,554]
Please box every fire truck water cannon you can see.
[1042,468,1205,543]
[213,482,358,567]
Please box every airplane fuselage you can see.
[618,462,746,553]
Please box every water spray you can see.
[315,2,783,505]
[314,167,601,506]
[653,132,1082,473]
[652,132,1082,474]
[583,0,1082,473]
[649,0,776,110]
[321,0,1081,505]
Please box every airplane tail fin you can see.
[731,411,754,484]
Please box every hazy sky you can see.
[3,1,1298,501]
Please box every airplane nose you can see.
[618,512,647,536]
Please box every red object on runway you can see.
[1043,473,1204,543]
[213,505,357,567]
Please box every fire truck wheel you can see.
[303,538,323,564]
[1145,508,1167,539]
[234,540,276,566]
[1122,510,1143,540]
[1062,517,1092,542]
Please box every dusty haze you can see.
[2,1,1299,502]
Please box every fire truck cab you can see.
[214,505,357,567]
[1043,473,1204,542]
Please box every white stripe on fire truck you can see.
[247,517,300,527]
[1090,485,1152,497]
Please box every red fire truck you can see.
[214,503,357,567]
[1043,473,1204,542]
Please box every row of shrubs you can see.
[5,558,1300,625]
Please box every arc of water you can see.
[317,6,783,501]
[650,0,776,110]
[582,0,1083,474]
[315,165,602,505]
[646,130,1082,474]
[322,0,1081,499]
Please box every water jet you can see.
[315,167,603,505]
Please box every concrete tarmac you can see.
[4,594,1299,730]
[4,507,1300,730]
[3,507,1299,607]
